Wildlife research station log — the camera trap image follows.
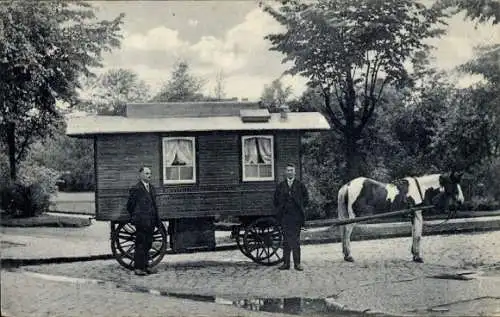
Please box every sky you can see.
[89,1,500,101]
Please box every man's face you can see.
[140,167,152,183]
[286,166,295,180]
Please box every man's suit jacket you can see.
[126,182,160,228]
[273,179,309,226]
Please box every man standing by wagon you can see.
[126,166,161,276]
[274,163,309,271]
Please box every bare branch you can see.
[364,51,371,102]
[321,87,345,133]
[333,83,347,115]
[15,121,36,163]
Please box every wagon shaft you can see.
[329,206,435,227]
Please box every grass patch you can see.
[0,213,91,228]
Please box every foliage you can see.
[28,130,95,192]
[153,61,206,102]
[0,156,59,218]
[79,68,151,115]
[260,78,293,112]
[264,0,447,181]
[301,131,346,217]
[17,160,60,197]
[0,0,124,180]
[427,45,500,172]
[430,88,498,172]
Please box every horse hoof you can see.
[413,256,424,263]
[344,255,354,262]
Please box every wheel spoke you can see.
[242,218,283,266]
[112,222,168,270]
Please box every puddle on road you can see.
[159,292,395,316]
[21,271,398,316]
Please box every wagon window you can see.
[162,137,196,184]
[242,135,274,181]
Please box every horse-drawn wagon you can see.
[66,101,330,269]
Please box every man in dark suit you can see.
[274,163,309,271]
[126,166,161,276]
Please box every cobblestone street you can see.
[2,230,500,316]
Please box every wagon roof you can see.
[65,101,331,136]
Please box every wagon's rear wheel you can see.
[242,217,283,266]
[234,225,251,258]
[111,221,168,270]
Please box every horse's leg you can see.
[411,210,424,263]
[342,224,355,262]
[342,199,357,262]
[338,185,355,262]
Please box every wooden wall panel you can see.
[95,131,302,221]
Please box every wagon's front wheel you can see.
[242,217,283,266]
[111,221,168,270]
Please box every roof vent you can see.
[279,104,290,120]
[240,109,271,123]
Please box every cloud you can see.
[215,74,275,100]
[428,11,500,70]
[456,74,485,88]
[122,26,188,51]
[190,36,247,72]
[189,8,284,73]
[188,19,199,27]
[97,3,500,102]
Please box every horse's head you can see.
[434,171,465,212]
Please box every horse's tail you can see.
[337,183,349,220]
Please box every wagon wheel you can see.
[234,225,251,258]
[111,221,168,270]
[242,217,283,266]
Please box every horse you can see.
[337,172,464,263]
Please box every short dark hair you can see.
[286,163,295,169]
[139,166,150,173]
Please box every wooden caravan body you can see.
[66,102,330,223]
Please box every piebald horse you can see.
[337,172,464,263]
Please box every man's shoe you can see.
[134,269,147,276]
[294,265,304,271]
[146,267,158,274]
[413,255,424,263]
[278,264,290,270]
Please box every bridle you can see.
[412,175,459,223]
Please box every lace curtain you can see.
[244,137,272,164]
[164,139,193,166]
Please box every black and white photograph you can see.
[1,0,499,316]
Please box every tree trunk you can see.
[7,122,17,181]
[343,91,361,182]
[343,132,360,182]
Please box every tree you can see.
[29,129,95,191]
[79,68,151,115]
[431,44,500,171]
[430,88,497,171]
[264,0,447,180]
[260,78,293,112]
[0,0,123,180]
[213,70,227,100]
[153,61,206,102]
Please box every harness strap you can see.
[413,177,424,203]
